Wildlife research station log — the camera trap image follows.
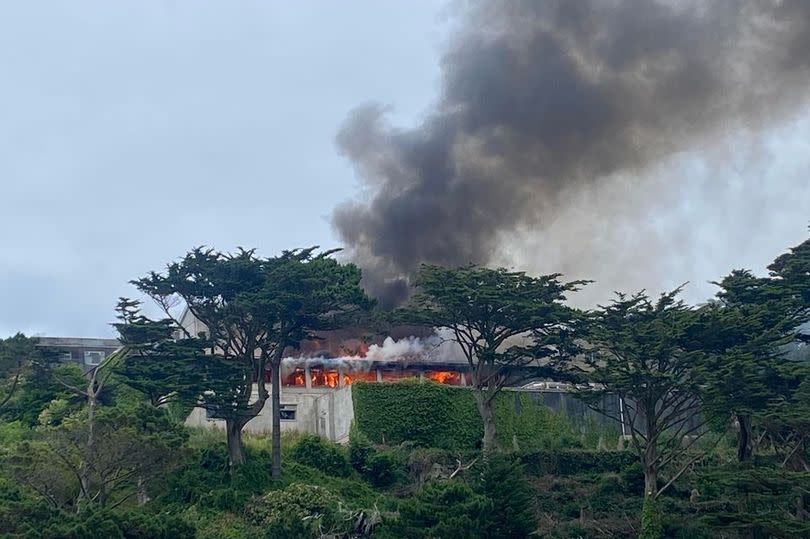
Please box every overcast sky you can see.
[0,2,445,337]
[1,2,809,338]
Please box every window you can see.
[84,350,106,365]
[60,352,73,362]
[280,405,296,421]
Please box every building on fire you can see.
[178,308,567,442]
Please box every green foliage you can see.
[245,483,347,536]
[289,434,351,477]
[363,451,401,489]
[191,510,259,539]
[120,246,373,473]
[383,480,490,539]
[399,264,587,451]
[348,422,374,471]
[402,264,587,370]
[1,505,194,539]
[0,419,27,444]
[1,361,86,427]
[5,402,188,511]
[639,497,663,539]
[348,424,404,488]
[0,334,33,413]
[477,455,536,538]
[381,458,535,539]
[352,380,578,450]
[695,463,810,537]
[520,449,637,476]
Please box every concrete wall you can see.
[186,384,655,444]
[185,384,355,443]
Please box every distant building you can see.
[36,336,121,372]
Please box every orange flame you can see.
[342,371,377,385]
[283,368,306,386]
[426,370,462,385]
[311,367,339,388]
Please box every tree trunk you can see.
[226,419,245,467]
[737,413,752,462]
[137,476,149,506]
[643,465,658,500]
[79,373,98,505]
[643,437,659,500]
[473,390,497,452]
[271,359,282,478]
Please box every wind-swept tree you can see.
[768,234,810,318]
[576,289,709,502]
[30,344,130,506]
[122,247,371,476]
[695,234,810,462]
[114,298,211,408]
[400,264,586,451]
[698,269,805,462]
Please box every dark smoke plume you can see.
[334,0,810,306]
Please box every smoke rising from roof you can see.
[333,0,810,306]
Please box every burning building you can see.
[182,307,554,442]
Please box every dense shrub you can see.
[352,380,576,450]
[6,507,195,539]
[245,483,351,537]
[378,455,537,538]
[363,451,401,488]
[348,423,374,472]
[476,455,536,538]
[290,434,351,477]
[163,443,276,510]
[520,449,636,476]
[379,480,490,539]
[348,424,405,488]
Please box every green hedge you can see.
[351,380,578,450]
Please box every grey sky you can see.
[1,1,809,338]
[0,1,444,337]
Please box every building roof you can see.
[36,336,121,349]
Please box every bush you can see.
[290,434,351,477]
[264,513,313,539]
[348,423,374,472]
[364,452,401,488]
[348,424,405,488]
[245,483,349,537]
[194,511,258,539]
[476,455,535,538]
[8,507,195,539]
[163,443,277,511]
[520,449,636,476]
[383,480,490,539]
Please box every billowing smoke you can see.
[282,330,464,366]
[333,0,810,306]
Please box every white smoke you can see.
[281,329,466,369]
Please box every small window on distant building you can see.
[280,405,296,421]
[60,352,72,362]
[84,351,105,365]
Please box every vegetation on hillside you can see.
[0,233,807,538]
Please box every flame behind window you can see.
[310,367,339,388]
[426,370,462,385]
[283,367,306,387]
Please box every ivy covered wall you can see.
[351,380,579,450]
